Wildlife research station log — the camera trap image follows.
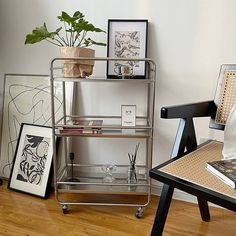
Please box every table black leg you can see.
[150,184,174,236]
[197,197,210,222]
[0,179,2,186]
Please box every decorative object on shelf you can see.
[106,19,148,79]
[60,119,103,134]
[66,152,80,182]
[0,74,63,179]
[8,123,53,198]
[60,47,95,78]
[25,11,106,78]
[101,164,116,183]
[114,64,133,79]
[121,105,136,126]
[127,143,140,186]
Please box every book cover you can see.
[63,119,103,129]
[66,119,103,126]
[206,159,236,188]
[59,129,102,134]
[60,119,103,134]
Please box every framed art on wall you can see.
[0,74,64,179]
[106,19,148,79]
[8,123,53,198]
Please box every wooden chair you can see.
[149,64,236,236]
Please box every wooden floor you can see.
[0,181,236,236]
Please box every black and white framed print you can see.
[8,123,53,198]
[0,74,64,179]
[106,19,148,79]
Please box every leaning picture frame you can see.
[106,19,148,79]
[0,74,66,179]
[8,123,53,198]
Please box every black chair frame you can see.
[149,100,236,236]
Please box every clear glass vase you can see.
[102,164,116,183]
[127,165,137,184]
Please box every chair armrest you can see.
[161,100,216,119]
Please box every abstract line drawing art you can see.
[0,74,63,179]
[17,134,50,185]
[8,123,53,198]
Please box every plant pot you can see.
[60,47,95,78]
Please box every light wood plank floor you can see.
[0,181,236,236]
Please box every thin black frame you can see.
[106,19,148,79]
[8,123,53,199]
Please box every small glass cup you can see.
[102,164,116,183]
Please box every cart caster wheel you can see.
[62,205,69,214]
[135,207,143,219]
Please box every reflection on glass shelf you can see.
[55,129,151,138]
[57,183,149,194]
[56,164,149,193]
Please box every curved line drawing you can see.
[0,75,63,178]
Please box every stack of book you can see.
[206,158,236,188]
[59,119,103,134]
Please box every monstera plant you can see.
[25,11,106,77]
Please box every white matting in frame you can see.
[8,123,53,198]
[121,105,136,126]
[107,19,148,79]
[0,74,65,179]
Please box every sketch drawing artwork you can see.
[0,74,63,179]
[114,31,140,71]
[17,134,50,185]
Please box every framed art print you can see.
[121,105,136,126]
[106,19,148,79]
[8,123,53,198]
[0,74,64,179]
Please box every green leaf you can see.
[83,38,106,47]
[25,11,106,48]
[57,11,73,25]
[25,23,62,44]
[92,41,107,46]
[73,11,84,19]
[79,23,106,33]
[58,11,84,25]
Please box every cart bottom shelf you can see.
[55,191,149,206]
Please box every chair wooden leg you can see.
[151,184,174,236]
[197,197,210,222]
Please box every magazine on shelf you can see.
[59,128,102,134]
[206,158,236,188]
[59,119,103,134]
[65,119,103,127]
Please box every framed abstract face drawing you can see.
[8,123,53,198]
[106,20,148,79]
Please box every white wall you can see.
[0,0,235,197]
